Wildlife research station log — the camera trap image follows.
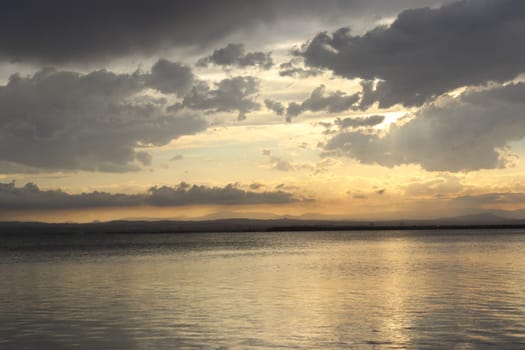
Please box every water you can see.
[1,230,525,349]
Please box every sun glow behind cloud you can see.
[2,0,525,222]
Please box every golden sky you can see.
[2,0,525,222]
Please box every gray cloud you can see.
[147,59,195,96]
[261,150,294,172]
[148,182,296,206]
[335,115,385,129]
[324,82,525,172]
[0,64,207,173]
[169,155,184,161]
[264,99,285,116]
[320,115,385,135]
[279,58,323,78]
[249,183,265,190]
[0,182,143,210]
[286,85,360,122]
[301,0,525,108]
[171,77,260,120]
[0,0,444,64]
[0,181,299,210]
[0,58,268,173]
[271,159,296,172]
[452,192,525,207]
[260,150,335,174]
[261,150,296,172]
[197,43,273,69]
[405,176,463,197]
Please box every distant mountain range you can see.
[1,213,525,235]
[124,209,525,223]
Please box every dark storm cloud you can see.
[0,0,446,64]
[286,85,360,122]
[197,44,273,69]
[0,63,207,173]
[324,82,525,172]
[301,0,525,108]
[0,181,299,210]
[170,77,260,121]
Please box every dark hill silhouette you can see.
[1,213,525,235]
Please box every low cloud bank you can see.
[0,182,300,211]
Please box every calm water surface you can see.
[1,230,525,349]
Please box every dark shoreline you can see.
[2,219,525,235]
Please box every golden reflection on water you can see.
[374,238,416,347]
[1,231,525,349]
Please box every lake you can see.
[1,229,525,349]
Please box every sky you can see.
[2,0,525,222]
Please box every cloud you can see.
[404,175,463,197]
[300,0,525,108]
[0,0,445,64]
[147,59,195,96]
[286,85,360,122]
[272,159,296,172]
[452,192,525,207]
[147,182,296,206]
[0,182,143,210]
[334,115,385,129]
[261,149,337,174]
[261,150,298,172]
[264,99,285,116]
[249,183,265,190]
[0,181,300,210]
[323,82,525,172]
[197,43,273,69]
[279,58,323,78]
[0,58,270,173]
[0,64,207,173]
[169,155,184,161]
[171,76,260,120]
